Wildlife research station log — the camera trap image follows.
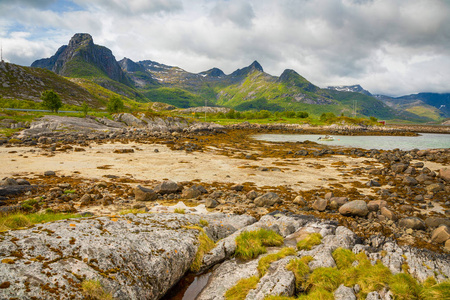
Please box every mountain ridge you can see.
[24,33,448,121]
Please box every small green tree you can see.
[41,90,62,113]
[81,101,89,117]
[107,96,124,113]
[225,109,236,119]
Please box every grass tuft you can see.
[187,226,215,272]
[174,208,186,214]
[224,275,259,300]
[257,247,296,276]
[235,228,284,260]
[421,280,450,299]
[306,267,342,293]
[332,247,356,270]
[389,273,421,300]
[286,255,314,291]
[296,233,322,250]
[0,212,82,231]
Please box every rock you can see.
[439,168,450,182]
[0,213,255,300]
[412,162,424,168]
[334,284,356,300]
[246,190,258,200]
[431,225,450,244]
[134,185,158,201]
[426,183,445,193]
[339,200,369,217]
[182,186,202,199]
[329,197,348,209]
[324,192,333,200]
[0,178,18,186]
[425,217,450,228]
[312,198,328,211]
[205,198,219,208]
[366,291,382,300]
[367,200,387,212]
[197,258,260,300]
[445,239,450,252]
[246,257,296,300]
[79,193,92,206]
[44,170,56,176]
[399,217,426,230]
[254,192,281,207]
[380,207,397,221]
[16,179,30,185]
[230,184,244,191]
[403,176,418,185]
[366,179,381,187]
[154,180,180,194]
[391,163,408,173]
[293,196,306,206]
[416,174,431,183]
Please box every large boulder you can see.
[339,200,369,217]
[254,192,281,207]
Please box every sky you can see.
[0,0,449,96]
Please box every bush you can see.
[41,90,62,113]
[107,96,124,113]
[225,109,236,119]
[320,112,336,122]
[296,111,309,118]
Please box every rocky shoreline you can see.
[0,114,449,299]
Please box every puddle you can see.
[162,271,211,300]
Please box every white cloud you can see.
[1,0,449,96]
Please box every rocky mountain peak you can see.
[249,60,263,72]
[67,33,93,49]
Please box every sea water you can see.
[253,133,450,150]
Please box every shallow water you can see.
[162,271,211,300]
[253,133,450,150]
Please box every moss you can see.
[296,233,322,251]
[198,219,209,227]
[297,287,333,300]
[81,279,113,300]
[224,275,259,300]
[235,229,284,260]
[257,247,296,276]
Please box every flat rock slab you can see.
[0,213,253,300]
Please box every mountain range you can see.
[2,33,448,121]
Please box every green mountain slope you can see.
[0,61,102,107]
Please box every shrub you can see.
[41,90,62,113]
